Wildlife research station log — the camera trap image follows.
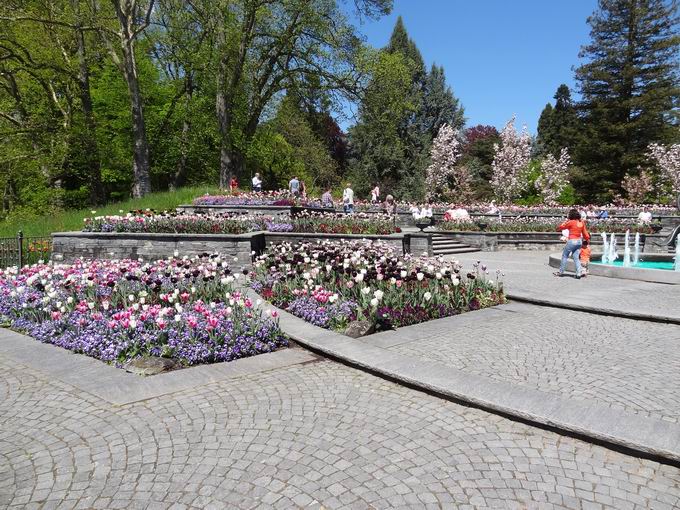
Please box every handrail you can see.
[663,224,680,247]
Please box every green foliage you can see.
[573,0,680,201]
[537,85,580,158]
[557,183,577,205]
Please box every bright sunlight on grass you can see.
[0,186,218,238]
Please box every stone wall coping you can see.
[52,231,262,240]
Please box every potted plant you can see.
[412,206,433,232]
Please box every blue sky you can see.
[348,0,598,133]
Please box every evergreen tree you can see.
[573,0,680,201]
[537,85,579,157]
[419,64,466,139]
[350,16,465,199]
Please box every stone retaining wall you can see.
[51,232,262,265]
[51,231,433,264]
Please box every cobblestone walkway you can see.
[452,251,680,322]
[1,353,680,509]
[380,302,680,424]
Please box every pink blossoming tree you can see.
[425,124,471,201]
[647,141,680,196]
[535,148,571,204]
[622,169,655,204]
[491,117,531,202]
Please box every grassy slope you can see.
[0,186,218,238]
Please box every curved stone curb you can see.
[507,292,680,325]
[248,289,680,465]
[0,328,315,406]
[548,252,680,285]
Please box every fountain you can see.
[623,231,631,267]
[633,232,640,266]
[675,237,680,272]
[608,233,618,263]
[601,233,609,264]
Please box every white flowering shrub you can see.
[535,148,571,204]
[491,117,532,202]
[425,124,470,201]
[648,141,680,195]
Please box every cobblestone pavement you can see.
[386,302,680,425]
[452,251,680,322]
[2,353,680,509]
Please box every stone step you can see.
[432,242,471,250]
[432,239,468,246]
[433,247,480,255]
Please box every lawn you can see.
[0,186,218,238]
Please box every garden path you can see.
[1,345,680,509]
[370,302,680,425]
[451,251,680,323]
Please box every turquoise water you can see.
[592,260,676,270]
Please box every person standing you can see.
[252,172,262,192]
[370,184,380,204]
[229,176,238,193]
[300,180,307,198]
[288,176,300,196]
[342,183,354,214]
[554,208,590,279]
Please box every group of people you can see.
[229,173,263,193]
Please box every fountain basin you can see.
[548,252,680,284]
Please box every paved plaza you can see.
[2,250,680,509]
[453,251,680,323]
[373,302,680,424]
[2,352,680,510]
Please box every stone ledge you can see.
[247,288,680,465]
[0,328,315,405]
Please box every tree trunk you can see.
[215,22,233,190]
[121,40,152,198]
[74,10,104,204]
[173,77,192,189]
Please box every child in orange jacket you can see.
[580,239,591,276]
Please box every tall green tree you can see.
[537,84,579,157]
[419,63,465,139]
[191,0,391,189]
[573,0,680,201]
[348,49,415,197]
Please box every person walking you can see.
[554,208,590,279]
[252,172,262,192]
[288,176,300,196]
[342,183,354,214]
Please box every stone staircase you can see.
[431,234,479,256]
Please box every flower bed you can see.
[83,212,263,234]
[0,255,287,367]
[290,211,399,235]
[251,240,504,332]
[193,191,321,207]
[83,211,400,236]
[438,217,659,234]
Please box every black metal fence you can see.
[0,232,52,269]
